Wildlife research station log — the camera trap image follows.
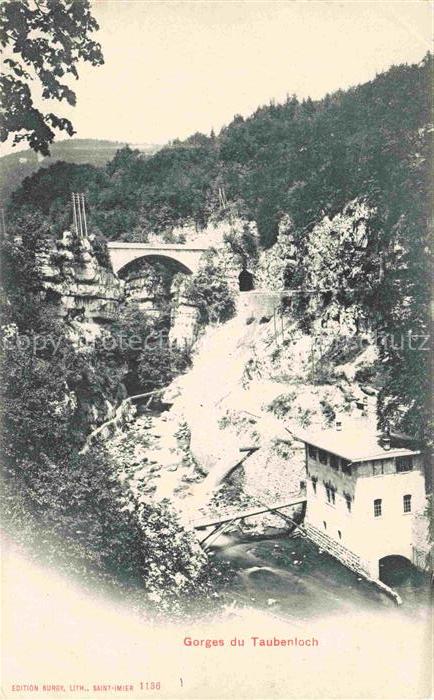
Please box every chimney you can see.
[335,419,342,432]
[381,427,391,451]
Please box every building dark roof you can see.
[292,428,420,463]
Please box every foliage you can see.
[4,52,432,447]
[175,261,236,326]
[137,341,192,393]
[90,229,112,270]
[9,55,432,250]
[11,161,108,237]
[106,303,191,395]
[320,399,336,426]
[0,0,103,155]
[0,232,216,613]
[266,392,296,418]
[1,446,222,612]
[0,139,159,207]
[133,498,220,611]
[222,219,259,267]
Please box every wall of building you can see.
[305,450,426,578]
[352,470,426,576]
[305,477,359,558]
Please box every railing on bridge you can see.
[191,490,308,550]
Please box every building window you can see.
[396,456,413,473]
[344,494,352,512]
[323,521,327,530]
[374,498,382,517]
[338,530,342,540]
[403,494,412,513]
[372,460,384,476]
[308,445,317,460]
[319,449,328,465]
[341,459,352,475]
[330,454,339,470]
[311,477,317,494]
[325,484,336,505]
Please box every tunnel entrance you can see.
[238,269,254,292]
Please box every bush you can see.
[1,447,226,614]
[266,392,296,418]
[175,263,236,325]
[106,303,191,395]
[90,230,113,270]
[0,226,223,618]
[320,400,336,425]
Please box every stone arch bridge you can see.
[107,242,210,277]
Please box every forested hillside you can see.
[9,54,432,249]
[7,54,432,443]
[0,138,160,205]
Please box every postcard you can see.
[0,1,432,698]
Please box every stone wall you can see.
[411,506,433,572]
[304,523,403,603]
[124,271,166,315]
[304,521,371,577]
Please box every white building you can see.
[294,427,425,579]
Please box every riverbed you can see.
[209,532,431,624]
[106,405,431,626]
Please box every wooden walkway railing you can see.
[79,388,164,454]
[191,495,307,529]
[191,493,307,550]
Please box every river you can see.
[208,531,431,624]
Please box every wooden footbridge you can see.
[191,494,308,550]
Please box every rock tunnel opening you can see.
[238,269,254,292]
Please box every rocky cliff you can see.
[38,229,124,323]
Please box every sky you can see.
[2,1,433,153]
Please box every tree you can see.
[0,0,103,155]
[173,262,236,326]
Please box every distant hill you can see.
[0,138,160,205]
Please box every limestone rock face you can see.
[38,230,124,322]
[256,226,297,292]
[124,270,166,314]
[169,301,201,346]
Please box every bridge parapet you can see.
[107,242,210,275]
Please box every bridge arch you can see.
[116,254,193,280]
[107,242,209,276]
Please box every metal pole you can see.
[0,208,6,238]
[81,193,88,238]
[273,307,277,345]
[76,192,83,239]
[72,193,78,235]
